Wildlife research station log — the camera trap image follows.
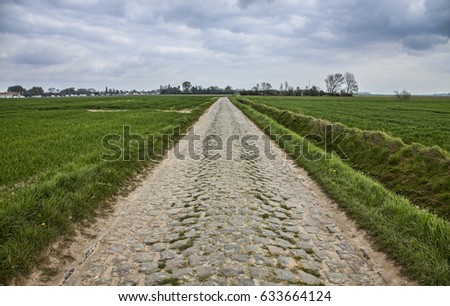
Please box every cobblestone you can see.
[65,98,407,286]
[298,271,321,285]
[273,268,297,282]
[138,263,158,274]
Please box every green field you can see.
[0,95,214,283]
[249,96,450,152]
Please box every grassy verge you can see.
[236,97,450,220]
[231,96,450,285]
[0,96,215,284]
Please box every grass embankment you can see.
[237,97,450,220]
[231,96,450,285]
[0,95,215,284]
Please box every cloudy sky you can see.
[1,0,449,94]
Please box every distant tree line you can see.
[239,73,359,97]
[239,81,325,96]
[5,85,161,97]
[6,73,359,98]
[159,82,236,95]
[7,85,101,97]
[7,85,45,97]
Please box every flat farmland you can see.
[249,96,450,153]
[0,95,214,282]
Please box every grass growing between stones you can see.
[198,275,210,282]
[231,96,450,286]
[156,277,180,286]
[178,238,195,251]
[0,95,215,284]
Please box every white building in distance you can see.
[0,92,23,98]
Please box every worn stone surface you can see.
[64,98,408,286]
[298,270,322,285]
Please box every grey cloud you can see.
[6,0,446,55]
[6,36,93,68]
[12,48,67,65]
[1,0,449,93]
[45,0,127,18]
[238,0,274,9]
[297,0,450,49]
[402,34,449,51]
[12,55,50,66]
[425,0,450,36]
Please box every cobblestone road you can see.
[65,98,407,286]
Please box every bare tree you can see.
[344,72,358,95]
[260,82,267,91]
[325,73,345,94]
[394,89,411,100]
[182,81,192,93]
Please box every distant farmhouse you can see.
[0,92,23,98]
